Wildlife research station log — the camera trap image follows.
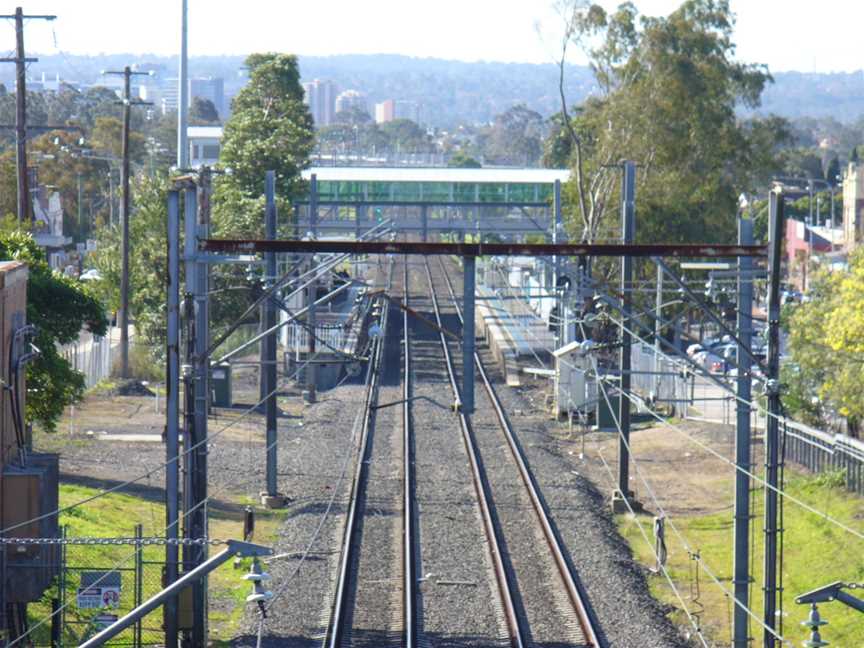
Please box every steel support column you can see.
[182,179,209,646]
[763,188,785,647]
[733,212,754,648]
[421,204,428,242]
[164,190,180,648]
[462,256,476,413]
[263,171,279,499]
[616,161,636,504]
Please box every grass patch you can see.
[616,471,864,645]
[27,484,287,645]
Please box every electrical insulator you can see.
[801,603,829,647]
[244,557,273,617]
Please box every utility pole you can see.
[763,186,785,647]
[463,255,476,413]
[177,0,189,169]
[0,8,56,225]
[614,160,636,511]
[103,67,152,379]
[733,205,754,648]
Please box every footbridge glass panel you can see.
[295,167,570,237]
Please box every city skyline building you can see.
[375,99,395,124]
[395,99,421,124]
[303,78,337,127]
[335,89,368,116]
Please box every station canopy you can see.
[300,167,571,205]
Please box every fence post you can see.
[60,525,67,648]
[135,523,143,648]
[51,598,61,647]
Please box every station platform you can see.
[475,286,557,386]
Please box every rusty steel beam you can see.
[200,239,767,258]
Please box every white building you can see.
[335,89,368,116]
[188,126,223,168]
[375,99,395,124]
[32,188,72,270]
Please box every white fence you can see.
[61,332,113,388]
[630,342,689,409]
[284,323,348,353]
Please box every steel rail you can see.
[402,257,418,647]
[436,256,601,646]
[421,257,526,648]
[324,261,391,648]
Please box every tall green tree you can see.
[0,231,107,431]
[91,174,170,352]
[552,0,788,243]
[215,52,314,237]
[786,253,864,435]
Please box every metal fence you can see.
[630,342,689,410]
[782,421,864,496]
[61,332,114,389]
[284,322,348,352]
[25,526,166,647]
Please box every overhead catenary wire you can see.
[577,316,791,646]
[594,449,710,648]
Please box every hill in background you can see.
[8,52,864,127]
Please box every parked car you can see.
[79,268,102,282]
[687,343,704,357]
[694,350,724,374]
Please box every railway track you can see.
[323,258,415,647]
[423,256,601,648]
[321,254,601,647]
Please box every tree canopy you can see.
[552,0,789,243]
[215,52,314,237]
[190,96,220,124]
[786,252,864,435]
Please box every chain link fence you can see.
[24,526,167,647]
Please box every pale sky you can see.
[5,0,862,73]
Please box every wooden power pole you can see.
[103,67,152,378]
[0,8,56,225]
